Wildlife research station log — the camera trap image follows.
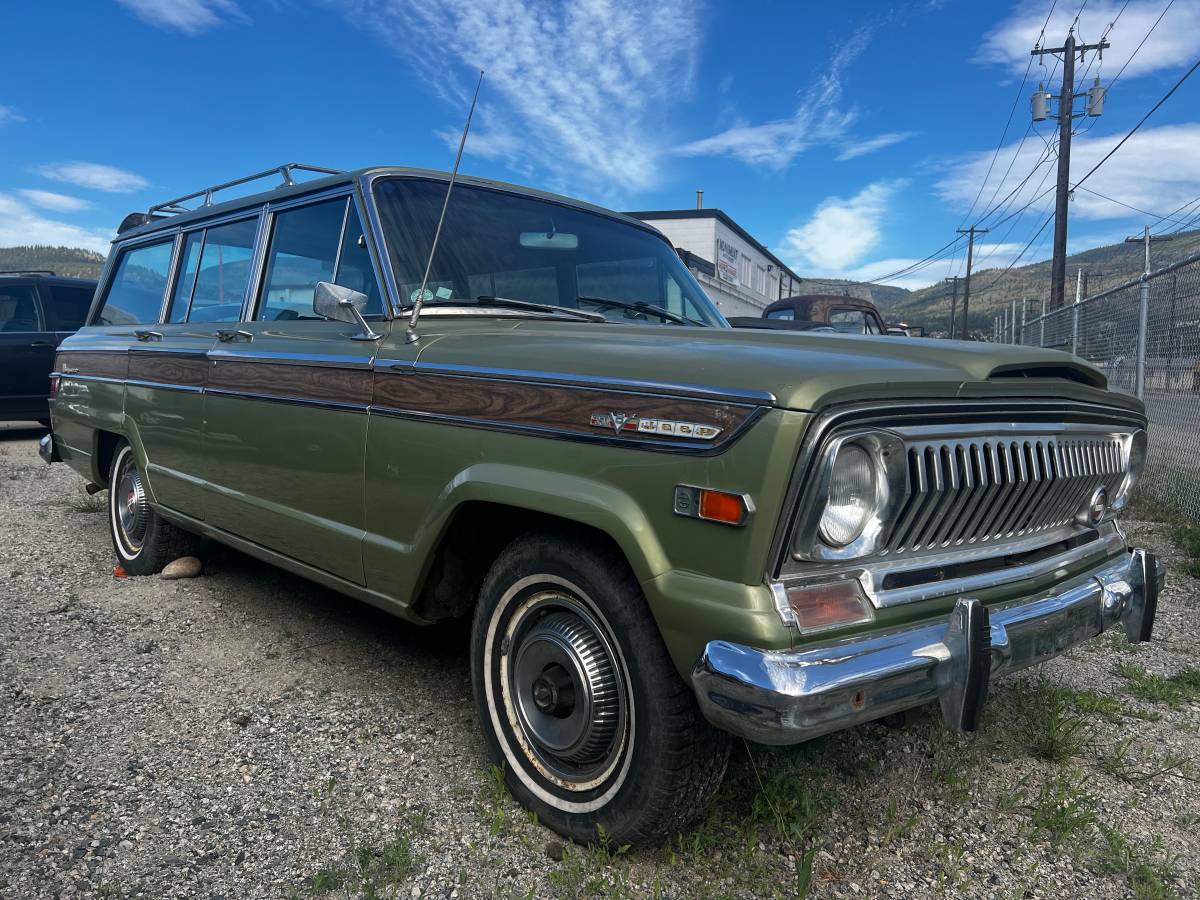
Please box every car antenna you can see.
[406,69,484,345]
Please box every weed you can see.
[1097,737,1192,786]
[309,867,350,894]
[1023,771,1097,847]
[69,489,105,513]
[1097,824,1181,899]
[1013,677,1093,762]
[1115,663,1200,708]
[547,829,633,899]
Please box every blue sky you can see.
[2,0,1199,290]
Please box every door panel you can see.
[0,284,54,419]
[125,328,217,516]
[202,322,375,583]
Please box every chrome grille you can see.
[886,434,1126,555]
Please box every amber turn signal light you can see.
[673,485,753,526]
[784,580,874,632]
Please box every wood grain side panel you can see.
[209,359,372,406]
[371,371,755,441]
[56,350,129,380]
[128,353,208,388]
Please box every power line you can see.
[1074,185,1195,224]
[1151,195,1200,235]
[1071,53,1200,192]
[1105,0,1174,95]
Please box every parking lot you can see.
[2,423,1199,899]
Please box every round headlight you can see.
[1114,429,1147,511]
[819,443,879,547]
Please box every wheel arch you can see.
[410,465,668,622]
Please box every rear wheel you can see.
[108,442,199,575]
[471,531,729,847]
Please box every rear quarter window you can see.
[94,240,175,326]
[46,285,96,330]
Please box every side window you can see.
[46,285,95,330]
[766,307,795,320]
[257,198,355,321]
[0,284,41,332]
[865,313,883,335]
[187,218,259,323]
[829,310,868,334]
[166,230,203,323]
[94,240,174,326]
[333,207,384,316]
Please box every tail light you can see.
[48,375,60,399]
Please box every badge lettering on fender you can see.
[589,412,722,440]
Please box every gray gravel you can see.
[2,421,1198,899]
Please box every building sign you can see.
[716,237,740,285]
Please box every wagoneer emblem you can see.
[590,412,723,440]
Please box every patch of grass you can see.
[1173,525,1200,577]
[1013,677,1093,762]
[479,764,511,836]
[1023,771,1097,847]
[1115,662,1200,708]
[309,866,350,894]
[547,825,634,899]
[1097,824,1182,899]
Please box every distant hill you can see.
[0,245,106,279]
[887,230,1200,336]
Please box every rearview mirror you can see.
[519,231,578,250]
[313,282,381,341]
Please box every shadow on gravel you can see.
[0,423,48,443]
[200,540,473,669]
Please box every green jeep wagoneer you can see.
[42,163,1163,846]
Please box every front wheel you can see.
[108,442,199,575]
[471,531,730,847]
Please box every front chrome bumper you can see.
[692,548,1164,745]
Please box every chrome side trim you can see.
[206,349,376,368]
[53,373,124,385]
[204,388,369,413]
[125,378,204,395]
[367,404,766,455]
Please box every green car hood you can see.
[410,321,1140,414]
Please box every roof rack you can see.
[0,269,56,277]
[147,163,344,217]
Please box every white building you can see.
[627,207,803,317]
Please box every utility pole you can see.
[1031,33,1110,308]
[956,226,988,340]
[1125,225,1172,398]
[944,276,960,338]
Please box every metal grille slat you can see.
[882,431,1128,557]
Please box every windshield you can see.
[372,177,727,327]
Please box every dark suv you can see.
[0,271,96,424]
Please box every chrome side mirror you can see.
[313,282,382,341]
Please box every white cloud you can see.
[980,0,1200,81]
[36,161,149,194]
[18,189,90,213]
[0,194,112,254]
[676,28,870,168]
[836,131,917,161]
[937,122,1200,224]
[114,0,248,34]
[0,104,24,127]
[338,0,700,196]
[779,179,908,272]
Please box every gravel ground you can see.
[2,421,1198,899]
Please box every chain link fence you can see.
[1004,251,1200,522]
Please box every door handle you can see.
[215,329,254,343]
[134,330,163,342]
[29,340,55,348]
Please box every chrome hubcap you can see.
[114,454,148,552]
[507,594,627,783]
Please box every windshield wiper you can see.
[576,295,706,327]
[408,295,606,323]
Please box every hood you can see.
[409,320,1135,413]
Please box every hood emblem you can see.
[589,412,722,441]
